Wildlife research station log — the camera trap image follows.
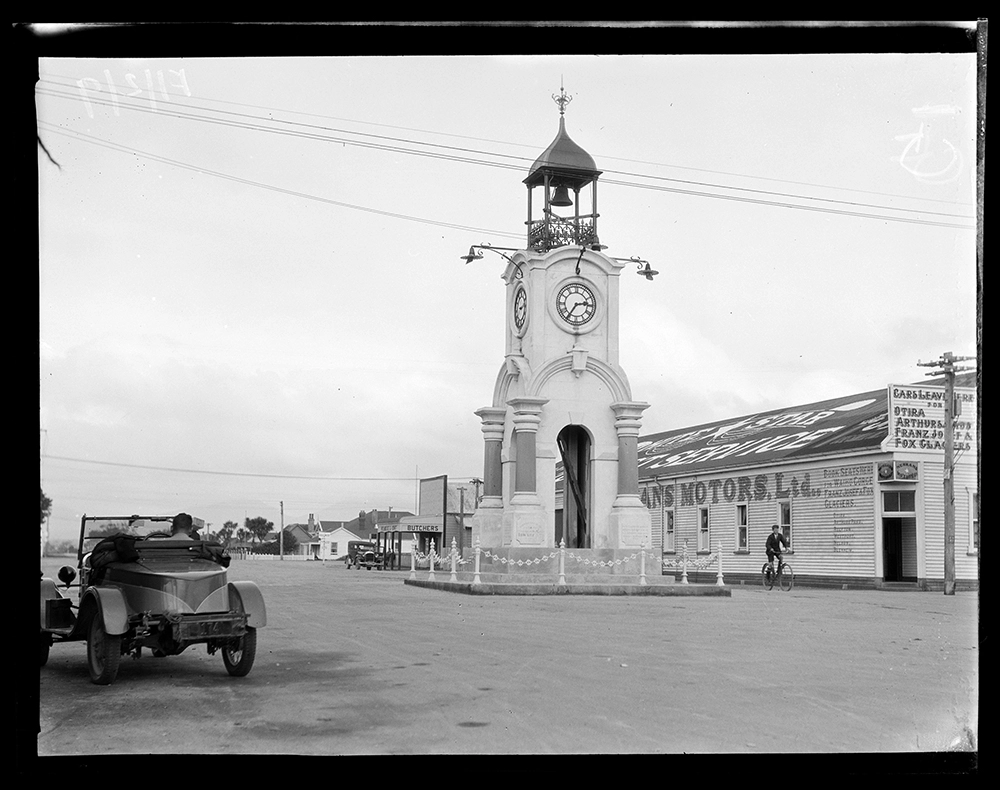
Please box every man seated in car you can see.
[170,512,197,540]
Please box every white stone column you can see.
[608,401,653,549]
[503,396,549,546]
[470,406,507,548]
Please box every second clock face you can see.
[513,286,527,330]
[555,282,597,326]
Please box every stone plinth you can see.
[403,578,729,596]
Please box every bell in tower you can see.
[524,86,603,252]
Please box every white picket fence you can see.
[408,537,726,587]
[234,553,315,561]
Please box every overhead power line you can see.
[40,73,975,208]
[39,123,525,240]
[36,81,976,231]
[43,454,425,481]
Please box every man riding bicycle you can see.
[766,524,789,573]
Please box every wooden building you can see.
[635,375,978,589]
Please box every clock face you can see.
[513,286,527,330]
[555,282,597,326]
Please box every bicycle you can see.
[762,558,793,591]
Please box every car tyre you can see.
[87,614,122,685]
[222,627,257,677]
[40,632,52,667]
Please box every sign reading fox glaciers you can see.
[887,384,977,454]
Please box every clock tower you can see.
[470,88,653,566]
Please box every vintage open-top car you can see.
[345,540,383,570]
[40,514,266,685]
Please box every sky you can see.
[35,25,980,544]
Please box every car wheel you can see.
[40,632,52,667]
[87,614,122,685]
[222,627,257,677]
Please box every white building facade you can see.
[637,379,978,590]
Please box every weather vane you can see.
[553,79,572,116]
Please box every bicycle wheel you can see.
[761,563,774,590]
[779,563,794,591]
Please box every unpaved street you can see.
[37,557,978,756]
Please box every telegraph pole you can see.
[916,351,975,595]
[470,477,484,508]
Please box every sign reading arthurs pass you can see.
[886,384,977,453]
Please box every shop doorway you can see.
[882,517,917,582]
[556,425,590,548]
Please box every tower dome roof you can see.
[524,116,601,189]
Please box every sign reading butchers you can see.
[887,384,977,453]
[636,389,888,477]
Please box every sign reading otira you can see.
[887,384,977,453]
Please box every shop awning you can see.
[378,515,445,533]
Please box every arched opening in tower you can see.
[556,425,591,549]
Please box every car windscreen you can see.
[82,516,177,545]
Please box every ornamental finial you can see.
[552,79,572,117]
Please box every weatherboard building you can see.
[634,375,978,590]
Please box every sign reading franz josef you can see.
[887,384,977,453]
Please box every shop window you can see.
[698,507,710,552]
[778,500,792,545]
[662,508,675,553]
[735,503,748,551]
[882,490,916,514]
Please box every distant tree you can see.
[88,520,134,538]
[45,539,77,556]
[281,529,299,555]
[217,520,238,547]
[41,488,52,525]
[245,516,273,545]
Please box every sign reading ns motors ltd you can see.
[887,384,977,453]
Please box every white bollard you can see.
[428,539,436,581]
[716,539,725,587]
[473,538,482,585]
[409,545,417,580]
[558,538,566,585]
[681,540,689,584]
[450,538,458,583]
[640,541,647,585]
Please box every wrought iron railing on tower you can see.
[528,212,600,251]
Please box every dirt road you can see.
[37,556,978,756]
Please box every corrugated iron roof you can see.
[635,372,976,478]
